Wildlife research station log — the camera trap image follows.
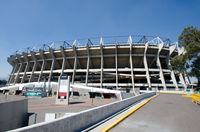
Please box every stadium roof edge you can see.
[11,35,176,55]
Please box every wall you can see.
[121,92,134,99]
[0,98,28,131]
[10,92,155,132]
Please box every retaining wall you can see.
[10,92,155,132]
[121,92,135,99]
[0,98,28,131]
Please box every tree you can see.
[171,26,200,86]
[0,80,7,86]
[179,26,200,58]
[171,54,187,73]
[190,57,200,86]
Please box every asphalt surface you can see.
[111,94,200,132]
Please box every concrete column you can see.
[60,47,66,78]
[185,72,191,85]
[7,65,14,84]
[60,57,65,77]
[8,63,18,84]
[177,45,187,90]
[38,50,46,82]
[29,51,37,82]
[38,60,46,82]
[171,71,178,90]
[179,73,187,90]
[21,53,29,83]
[21,62,29,83]
[115,44,118,89]
[14,63,22,84]
[169,45,178,90]
[128,36,136,94]
[72,46,77,84]
[144,43,151,90]
[48,48,55,83]
[14,55,24,84]
[29,61,37,82]
[7,56,17,84]
[100,44,104,88]
[85,45,90,86]
[157,43,166,90]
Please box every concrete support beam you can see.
[7,57,16,84]
[185,72,191,85]
[8,63,18,84]
[179,73,187,90]
[29,51,38,82]
[60,47,66,78]
[128,36,136,94]
[85,45,90,86]
[60,58,66,77]
[157,43,166,90]
[171,71,178,90]
[115,44,118,89]
[29,61,37,82]
[14,63,22,84]
[21,53,29,83]
[144,43,151,90]
[169,45,178,90]
[38,50,46,82]
[48,48,55,83]
[14,55,24,84]
[72,45,77,84]
[21,62,29,83]
[100,38,104,88]
[177,45,188,90]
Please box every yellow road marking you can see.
[101,94,159,132]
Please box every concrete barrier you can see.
[121,92,134,99]
[10,92,156,132]
[0,98,28,131]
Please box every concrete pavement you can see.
[110,94,200,132]
[28,96,118,123]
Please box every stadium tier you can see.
[7,36,190,92]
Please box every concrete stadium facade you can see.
[7,36,189,93]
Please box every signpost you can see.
[56,75,70,105]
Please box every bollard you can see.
[5,92,8,100]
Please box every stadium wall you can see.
[7,36,190,92]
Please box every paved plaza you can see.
[0,94,118,124]
[28,95,118,123]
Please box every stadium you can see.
[7,35,189,94]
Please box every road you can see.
[111,94,200,132]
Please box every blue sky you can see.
[0,0,199,80]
